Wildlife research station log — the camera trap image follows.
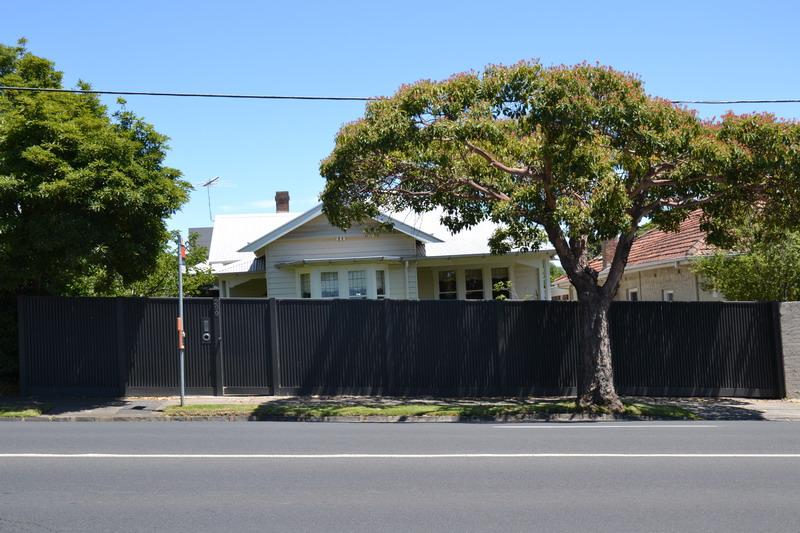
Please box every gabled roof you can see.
[554,210,716,285]
[237,204,443,253]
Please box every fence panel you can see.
[610,302,781,397]
[386,300,497,396]
[18,296,120,395]
[275,299,386,395]
[498,301,581,395]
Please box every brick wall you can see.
[613,265,723,302]
[780,302,800,399]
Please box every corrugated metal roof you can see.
[208,212,299,265]
[214,256,266,274]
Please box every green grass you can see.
[164,400,699,420]
[0,404,48,418]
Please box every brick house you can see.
[554,211,724,302]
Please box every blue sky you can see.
[4,1,800,233]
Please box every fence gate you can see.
[124,298,217,395]
[219,298,273,395]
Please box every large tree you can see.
[320,61,800,411]
[0,40,189,379]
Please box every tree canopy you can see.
[69,232,216,297]
[694,226,800,302]
[320,60,800,409]
[0,40,190,295]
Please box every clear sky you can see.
[4,1,800,233]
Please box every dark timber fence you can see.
[17,296,786,398]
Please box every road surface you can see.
[1,421,799,532]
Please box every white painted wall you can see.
[264,214,418,299]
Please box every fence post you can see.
[213,298,224,396]
[115,298,127,396]
[772,302,787,399]
[269,298,282,395]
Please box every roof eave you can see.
[275,256,404,269]
[410,249,556,262]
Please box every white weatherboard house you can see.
[209,191,555,301]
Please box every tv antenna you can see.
[201,176,221,222]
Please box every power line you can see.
[0,86,377,101]
[1,85,800,105]
[672,99,800,104]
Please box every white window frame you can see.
[320,271,340,299]
[295,265,389,299]
[627,287,640,302]
[375,269,387,299]
[436,270,458,300]
[432,265,515,301]
[347,270,368,299]
[299,272,311,299]
[662,289,674,302]
[490,266,511,300]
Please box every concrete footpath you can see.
[2,395,800,422]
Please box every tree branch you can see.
[463,141,534,177]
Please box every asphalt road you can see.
[1,421,799,532]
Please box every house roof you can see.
[214,256,266,274]
[387,208,555,257]
[208,212,299,265]
[210,202,556,271]
[237,204,443,254]
[554,210,715,285]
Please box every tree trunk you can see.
[576,291,623,412]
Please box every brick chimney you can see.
[601,239,618,269]
[275,191,290,213]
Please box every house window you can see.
[465,269,484,300]
[376,270,386,299]
[662,289,674,302]
[491,267,510,299]
[438,270,457,300]
[348,270,367,298]
[300,273,311,298]
[321,271,339,298]
[627,288,639,302]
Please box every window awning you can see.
[275,256,404,269]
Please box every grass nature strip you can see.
[0,404,49,418]
[164,401,700,420]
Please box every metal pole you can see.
[176,232,186,407]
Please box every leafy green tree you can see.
[694,226,800,301]
[70,232,216,297]
[320,61,800,411]
[549,263,565,285]
[0,40,189,380]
